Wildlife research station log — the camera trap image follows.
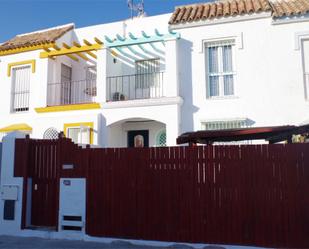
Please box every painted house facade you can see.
[0,0,309,147]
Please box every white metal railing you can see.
[47,79,96,106]
[106,72,164,102]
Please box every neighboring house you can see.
[170,0,309,135]
[0,0,309,147]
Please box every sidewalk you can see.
[0,236,211,249]
[0,236,269,249]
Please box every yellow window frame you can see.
[7,59,36,77]
[63,122,94,144]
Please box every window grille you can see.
[201,120,250,145]
[60,64,72,105]
[11,65,31,112]
[135,58,160,89]
[156,130,166,147]
[202,120,248,131]
[43,128,59,140]
[206,40,236,98]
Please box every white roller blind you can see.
[302,40,309,73]
[302,40,309,99]
[67,127,90,144]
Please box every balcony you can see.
[47,79,96,106]
[106,72,164,102]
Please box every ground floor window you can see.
[63,122,93,145]
[201,120,248,130]
[201,119,250,145]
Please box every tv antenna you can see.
[127,0,145,18]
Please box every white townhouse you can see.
[0,0,309,147]
[169,0,309,134]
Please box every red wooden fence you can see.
[14,137,309,248]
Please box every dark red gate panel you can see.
[14,138,309,248]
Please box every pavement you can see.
[0,236,229,249]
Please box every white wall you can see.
[0,132,26,235]
[175,15,309,133]
[108,120,165,147]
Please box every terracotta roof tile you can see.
[202,4,210,20]
[168,0,309,25]
[0,24,74,52]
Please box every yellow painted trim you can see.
[0,123,32,133]
[63,122,94,144]
[35,103,101,113]
[0,43,54,56]
[40,43,102,58]
[7,59,36,77]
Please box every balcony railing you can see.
[47,79,96,106]
[106,72,164,102]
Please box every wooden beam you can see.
[86,51,97,59]
[83,39,92,46]
[53,44,61,50]
[54,43,79,61]
[94,37,103,45]
[63,42,89,61]
[76,52,89,61]
[62,43,71,49]
[66,54,79,62]
[40,43,102,58]
[73,41,81,47]
[74,41,97,58]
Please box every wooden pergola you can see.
[39,38,103,62]
[177,124,309,145]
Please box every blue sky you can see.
[0,0,209,42]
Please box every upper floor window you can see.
[205,40,236,98]
[135,58,160,89]
[11,65,31,112]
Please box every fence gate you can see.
[15,139,59,229]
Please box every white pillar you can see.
[32,58,49,108]
[164,39,179,97]
[165,105,181,146]
[0,132,26,235]
[96,48,107,103]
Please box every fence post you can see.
[0,131,26,235]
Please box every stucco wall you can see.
[176,15,309,133]
[0,13,309,146]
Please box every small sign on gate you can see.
[62,164,74,170]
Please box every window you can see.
[202,120,248,131]
[135,58,160,89]
[64,122,93,144]
[60,64,72,105]
[206,40,236,98]
[156,130,166,147]
[302,39,309,99]
[202,120,250,145]
[11,65,31,112]
[85,66,97,97]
